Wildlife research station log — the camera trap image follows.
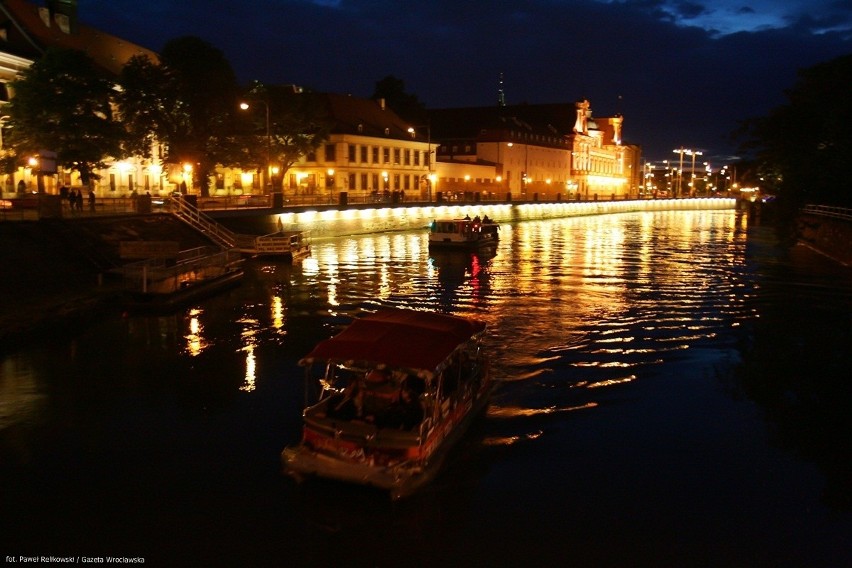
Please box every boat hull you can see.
[282,383,493,499]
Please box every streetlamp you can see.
[687,149,703,196]
[672,148,686,197]
[408,124,432,201]
[240,100,271,193]
[673,148,703,197]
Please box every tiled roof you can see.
[0,0,158,75]
[322,92,427,142]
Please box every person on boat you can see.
[473,215,481,224]
[482,214,491,224]
[364,369,398,413]
[378,385,424,430]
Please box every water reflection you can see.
[3,210,851,565]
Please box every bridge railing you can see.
[802,204,852,221]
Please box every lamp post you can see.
[672,148,686,197]
[688,150,703,196]
[407,124,432,201]
[240,100,271,193]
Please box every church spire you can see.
[497,72,506,107]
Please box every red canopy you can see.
[302,309,486,375]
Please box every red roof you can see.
[0,0,159,75]
[303,309,486,374]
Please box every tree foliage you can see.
[236,82,331,189]
[739,54,852,208]
[118,36,240,196]
[371,75,427,124]
[5,47,123,184]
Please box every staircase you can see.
[168,197,237,249]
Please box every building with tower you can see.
[428,98,641,201]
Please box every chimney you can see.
[47,0,78,34]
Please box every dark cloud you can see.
[78,0,852,161]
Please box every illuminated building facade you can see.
[288,93,436,202]
[429,99,641,201]
[0,0,176,196]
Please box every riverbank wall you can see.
[214,197,737,239]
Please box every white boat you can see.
[428,217,499,249]
[282,308,493,499]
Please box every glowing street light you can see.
[408,124,433,201]
[240,99,271,192]
[672,148,703,197]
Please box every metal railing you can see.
[116,246,242,294]
[802,204,852,222]
[166,197,237,248]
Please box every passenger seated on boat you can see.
[482,215,491,224]
[363,369,399,414]
[378,386,424,430]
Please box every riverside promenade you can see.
[0,197,738,349]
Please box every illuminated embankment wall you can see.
[271,198,737,240]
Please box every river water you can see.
[2,209,851,567]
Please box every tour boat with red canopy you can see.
[282,308,493,499]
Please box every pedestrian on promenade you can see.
[88,189,96,212]
[68,189,77,213]
[75,190,83,211]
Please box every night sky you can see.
[79,0,852,163]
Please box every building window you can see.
[348,173,356,189]
[361,146,368,163]
[383,148,390,163]
[348,144,356,162]
[404,150,411,165]
[372,173,379,189]
[393,149,400,164]
[414,152,420,166]
[372,147,379,163]
[361,173,368,190]
[325,144,336,162]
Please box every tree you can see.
[236,82,331,190]
[739,54,852,209]
[371,75,427,124]
[119,36,240,196]
[5,47,123,186]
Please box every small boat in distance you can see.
[282,308,494,499]
[429,216,499,249]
